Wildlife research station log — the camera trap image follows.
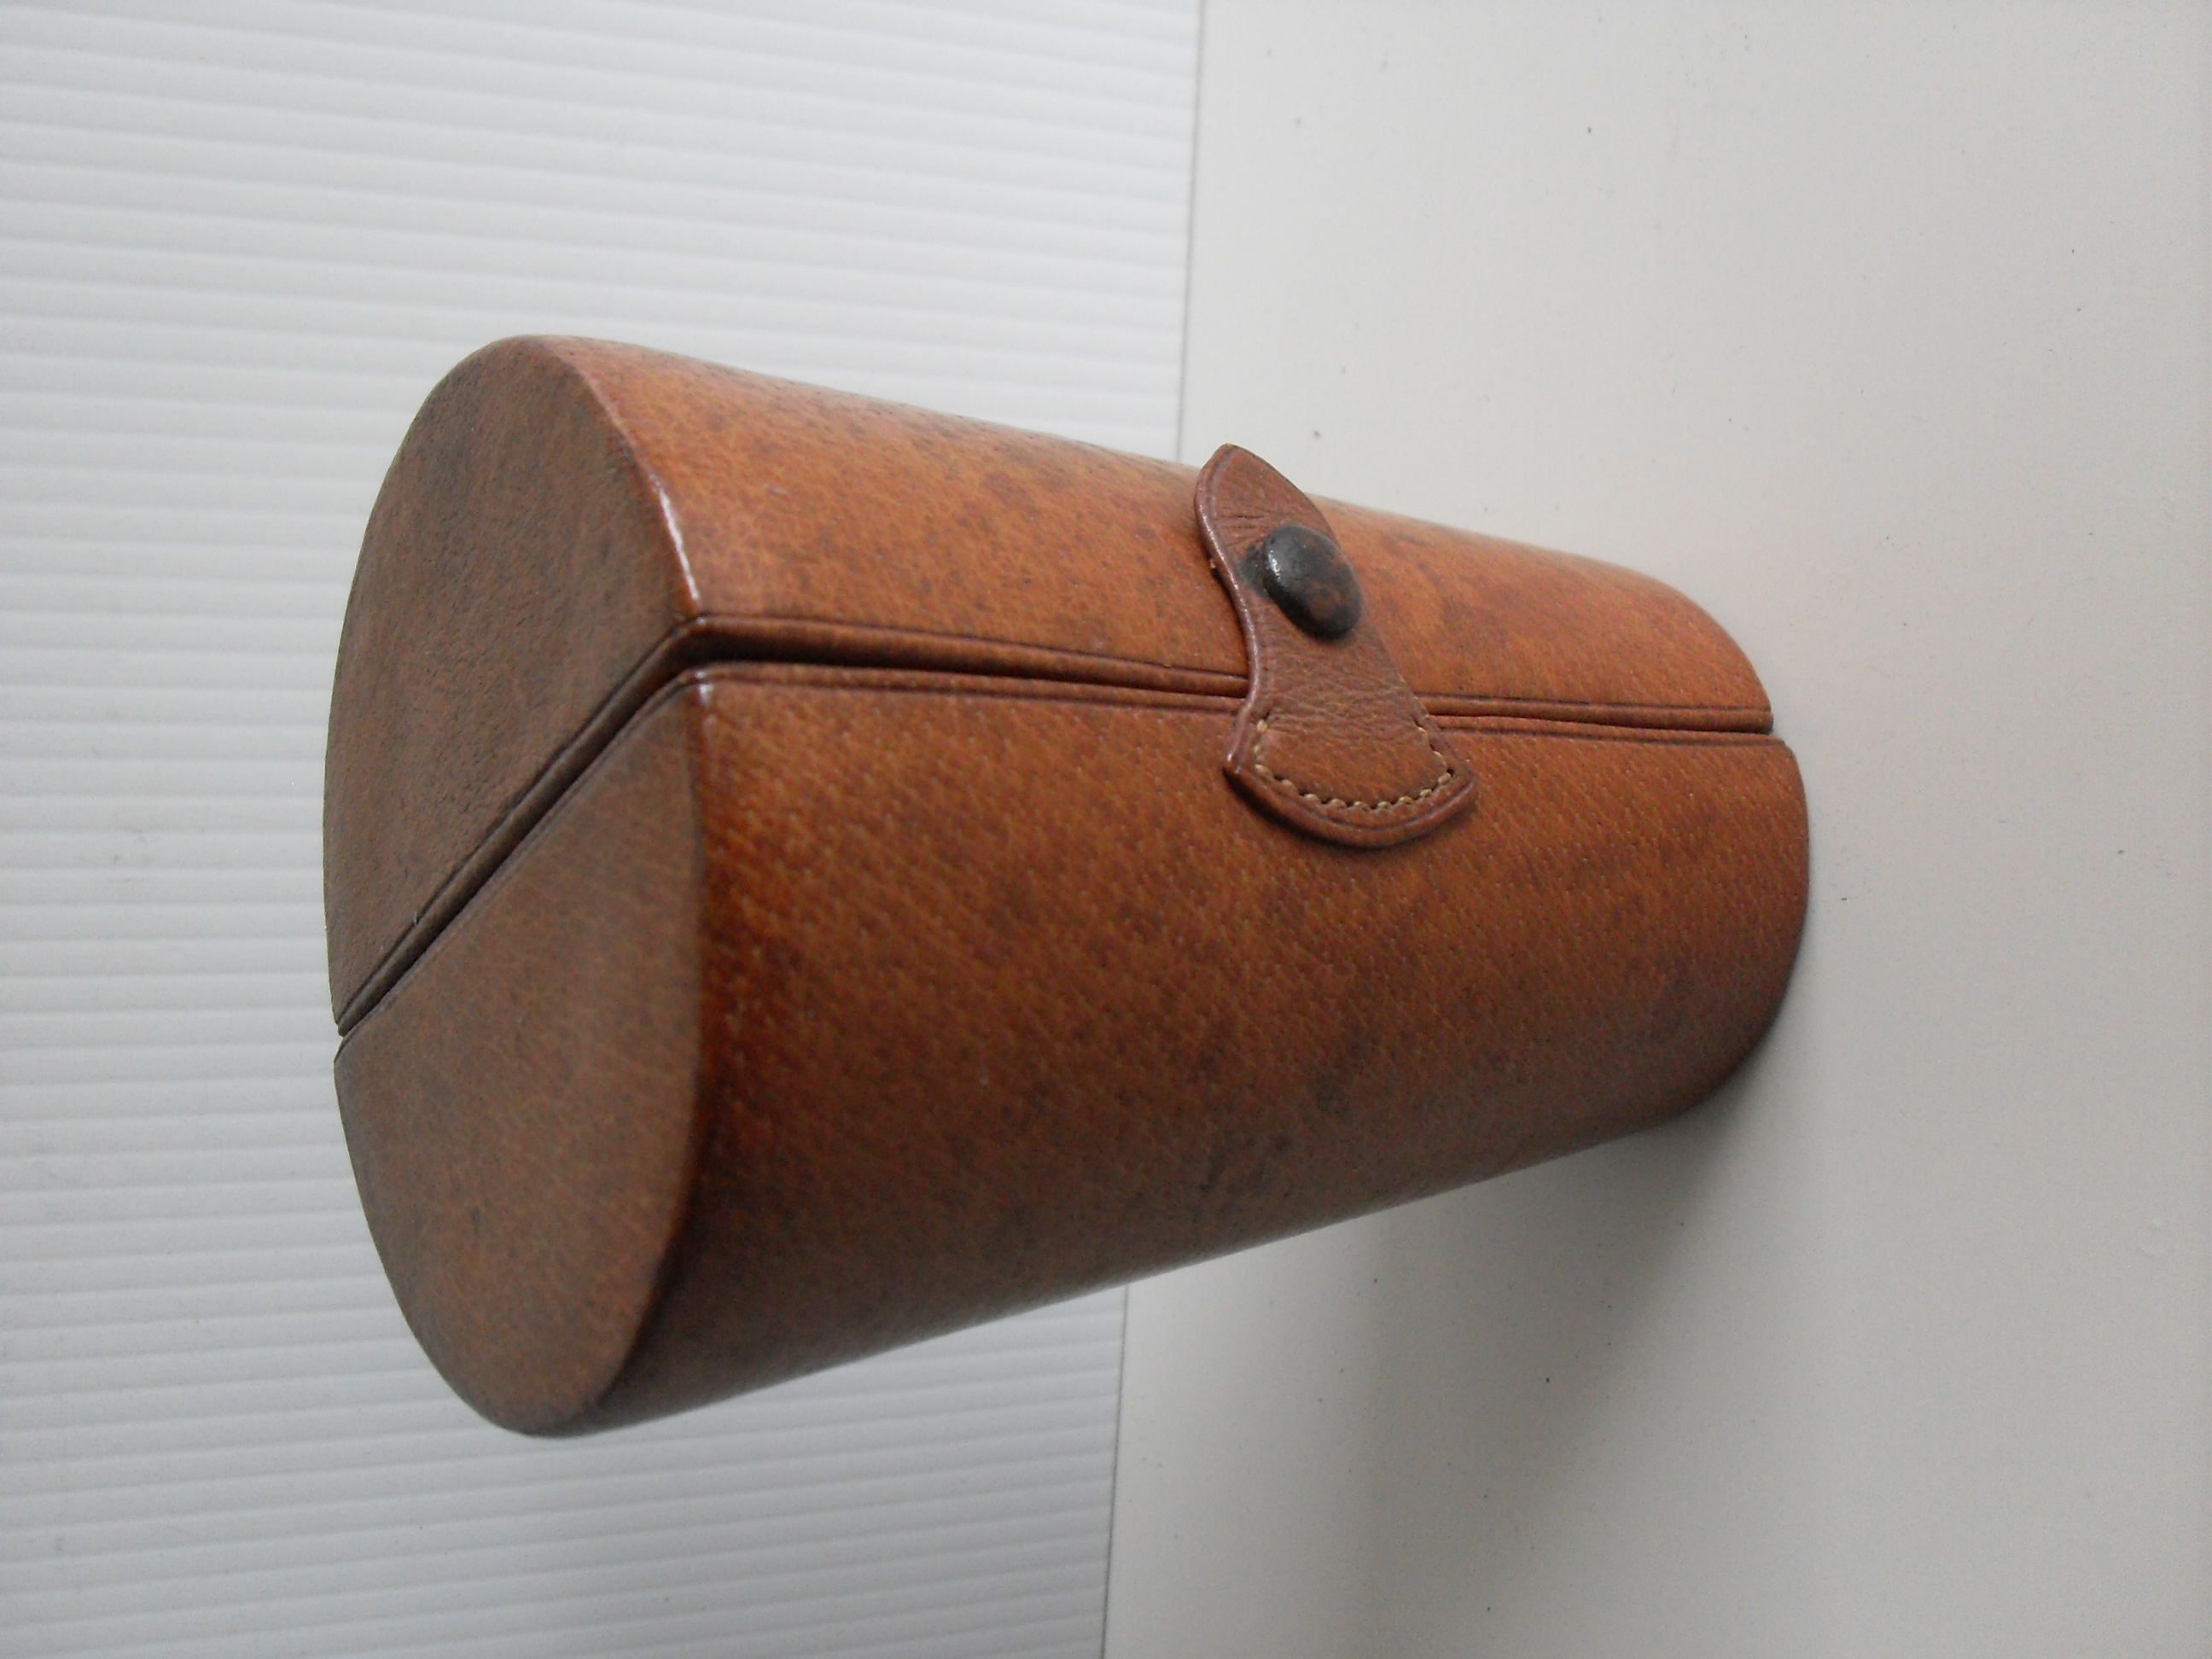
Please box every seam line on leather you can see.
[1249,712,1456,813]
[341,625,1773,1033]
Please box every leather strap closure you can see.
[1194,445,1476,847]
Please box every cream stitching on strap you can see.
[1249,713,1455,813]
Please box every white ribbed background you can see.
[0,3,1196,1654]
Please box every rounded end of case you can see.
[332,694,709,1436]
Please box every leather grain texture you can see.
[340,667,1806,1434]
[325,338,1809,1434]
[1195,445,1476,845]
[325,337,1774,1031]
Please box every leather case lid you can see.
[325,336,1773,1027]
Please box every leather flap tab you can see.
[1195,446,1476,847]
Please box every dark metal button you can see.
[1254,524,1362,638]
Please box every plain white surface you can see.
[0,4,1195,1654]
[1108,4,2209,1655]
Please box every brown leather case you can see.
[325,336,1807,1435]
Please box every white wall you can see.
[1109,4,2210,1655]
[0,5,1196,1655]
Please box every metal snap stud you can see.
[1254,524,1363,639]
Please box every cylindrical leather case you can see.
[325,337,1807,1435]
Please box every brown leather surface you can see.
[326,337,1773,1030]
[336,707,705,1434]
[1195,445,1475,845]
[337,664,1807,1435]
[323,341,688,1029]
[327,338,1811,1435]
